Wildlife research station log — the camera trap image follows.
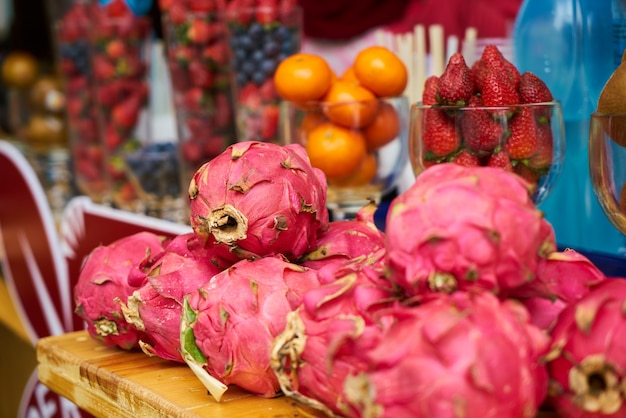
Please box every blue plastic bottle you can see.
[513,0,626,256]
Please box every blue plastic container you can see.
[513,0,626,256]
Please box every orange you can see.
[353,46,408,97]
[331,152,377,187]
[298,109,327,142]
[322,80,379,128]
[306,122,367,181]
[340,66,359,84]
[363,101,401,151]
[274,53,334,102]
[1,51,39,89]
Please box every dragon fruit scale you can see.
[73,231,168,349]
[188,141,329,262]
[300,203,386,271]
[120,232,234,363]
[510,249,608,331]
[385,163,556,297]
[273,290,549,418]
[179,255,320,402]
[545,279,626,418]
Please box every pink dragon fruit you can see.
[510,249,608,330]
[188,141,329,262]
[74,231,168,349]
[274,289,549,418]
[120,232,236,363]
[385,163,556,297]
[300,203,386,271]
[545,279,626,417]
[271,251,402,417]
[179,255,320,402]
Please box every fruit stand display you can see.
[28,6,626,414]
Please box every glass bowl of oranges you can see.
[276,47,410,219]
[280,92,409,219]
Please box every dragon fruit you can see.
[300,203,386,271]
[271,251,402,417]
[385,163,556,297]
[274,289,549,418]
[74,231,168,349]
[545,279,626,417]
[179,255,320,402]
[188,141,329,262]
[120,232,235,363]
[510,249,608,330]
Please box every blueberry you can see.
[251,49,265,64]
[236,72,249,85]
[263,41,279,57]
[274,26,291,42]
[248,23,264,39]
[238,35,253,52]
[251,71,266,85]
[261,58,276,76]
[241,60,255,76]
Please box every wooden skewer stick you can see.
[414,24,427,103]
[429,24,445,77]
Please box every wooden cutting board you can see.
[37,331,560,418]
[36,331,323,418]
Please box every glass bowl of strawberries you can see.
[409,46,565,206]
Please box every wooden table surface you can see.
[36,331,323,418]
[37,330,560,418]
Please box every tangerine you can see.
[1,51,39,90]
[363,101,401,151]
[298,110,327,142]
[274,53,333,102]
[331,152,377,187]
[305,122,367,181]
[353,46,408,97]
[340,66,359,84]
[322,80,379,128]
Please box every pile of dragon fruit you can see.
[74,140,626,418]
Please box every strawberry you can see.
[436,53,474,106]
[527,123,553,171]
[514,162,541,187]
[111,96,141,130]
[486,149,514,172]
[96,81,124,108]
[259,78,277,101]
[183,87,209,112]
[186,116,210,137]
[204,135,226,158]
[211,93,233,128]
[189,60,216,89]
[256,0,279,24]
[92,54,116,81]
[202,43,228,66]
[480,67,520,107]
[461,95,504,153]
[104,0,130,18]
[422,75,439,105]
[504,108,539,160]
[451,149,481,167]
[187,19,212,44]
[104,124,124,151]
[171,45,195,66]
[261,104,279,141]
[518,71,553,104]
[187,0,217,12]
[105,39,126,59]
[422,108,461,158]
[181,139,204,164]
[238,82,262,109]
[167,2,187,25]
[473,45,520,92]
